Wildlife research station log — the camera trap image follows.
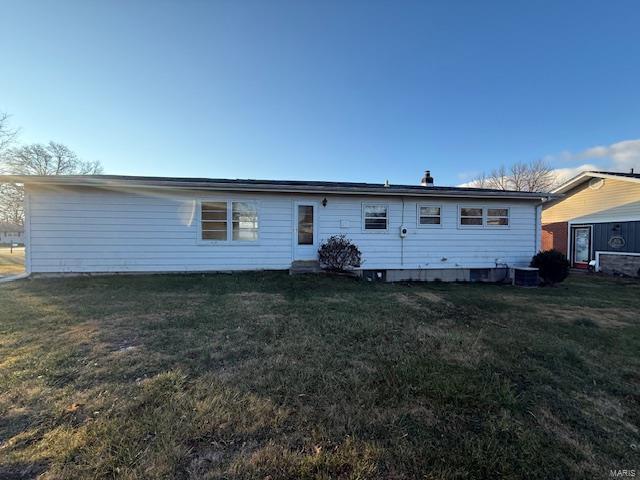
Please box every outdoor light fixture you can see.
[322,197,328,207]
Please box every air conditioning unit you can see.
[513,267,539,287]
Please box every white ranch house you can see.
[0,173,550,281]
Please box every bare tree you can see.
[487,165,511,190]
[509,162,529,191]
[3,141,102,176]
[468,159,555,192]
[0,113,19,161]
[0,184,24,225]
[0,126,103,224]
[524,159,555,192]
[471,171,488,188]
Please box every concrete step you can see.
[289,260,321,275]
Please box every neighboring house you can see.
[0,223,24,245]
[0,173,550,280]
[542,170,640,276]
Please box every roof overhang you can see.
[0,175,553,201]
[551,171,640,194]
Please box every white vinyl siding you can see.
[26,185,538,273]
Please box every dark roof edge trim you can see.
[0,175,553,200]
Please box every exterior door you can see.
[571,226,592,268]
[293,202,318,260]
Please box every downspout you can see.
[401,197,405,266]
[534,198,546,254]
[25,185,32,276]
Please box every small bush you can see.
[318,235,362,272]
[530,249,570,285]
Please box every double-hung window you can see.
[487,208,509,227]
[200,200,259,242]
[232,202,259,241]
[418,205,442,226]
[458,206,510,227]
[459,207,484,226]
[201,202,228,240]
[363,204,388,230]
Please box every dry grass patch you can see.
[0,246,24,277]
[414,291,448,303]
[553,306,635,328]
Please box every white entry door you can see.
[293,202,319,260]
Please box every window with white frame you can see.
[459,207,483,226]
[201,200,258,241]
[201,201,228,240]
[458,206,510,227]
[487,208,509,227]
[363,204,388,230]
[418,205,441,226]
[232,201,259,241]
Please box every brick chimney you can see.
[421,170,434,187]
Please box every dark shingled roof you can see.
[0,174,552,199]
[590,170,640,180]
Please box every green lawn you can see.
[0,246,25,277]
[1,273,639,479]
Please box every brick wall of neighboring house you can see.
[542,221,568,254]
[599,254,640,277]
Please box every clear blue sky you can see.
[1,0,639,186]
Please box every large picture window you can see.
[363,205,388,230]
[201,200,258,242]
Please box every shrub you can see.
[530,249,570,285]
[318,235,362,272]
